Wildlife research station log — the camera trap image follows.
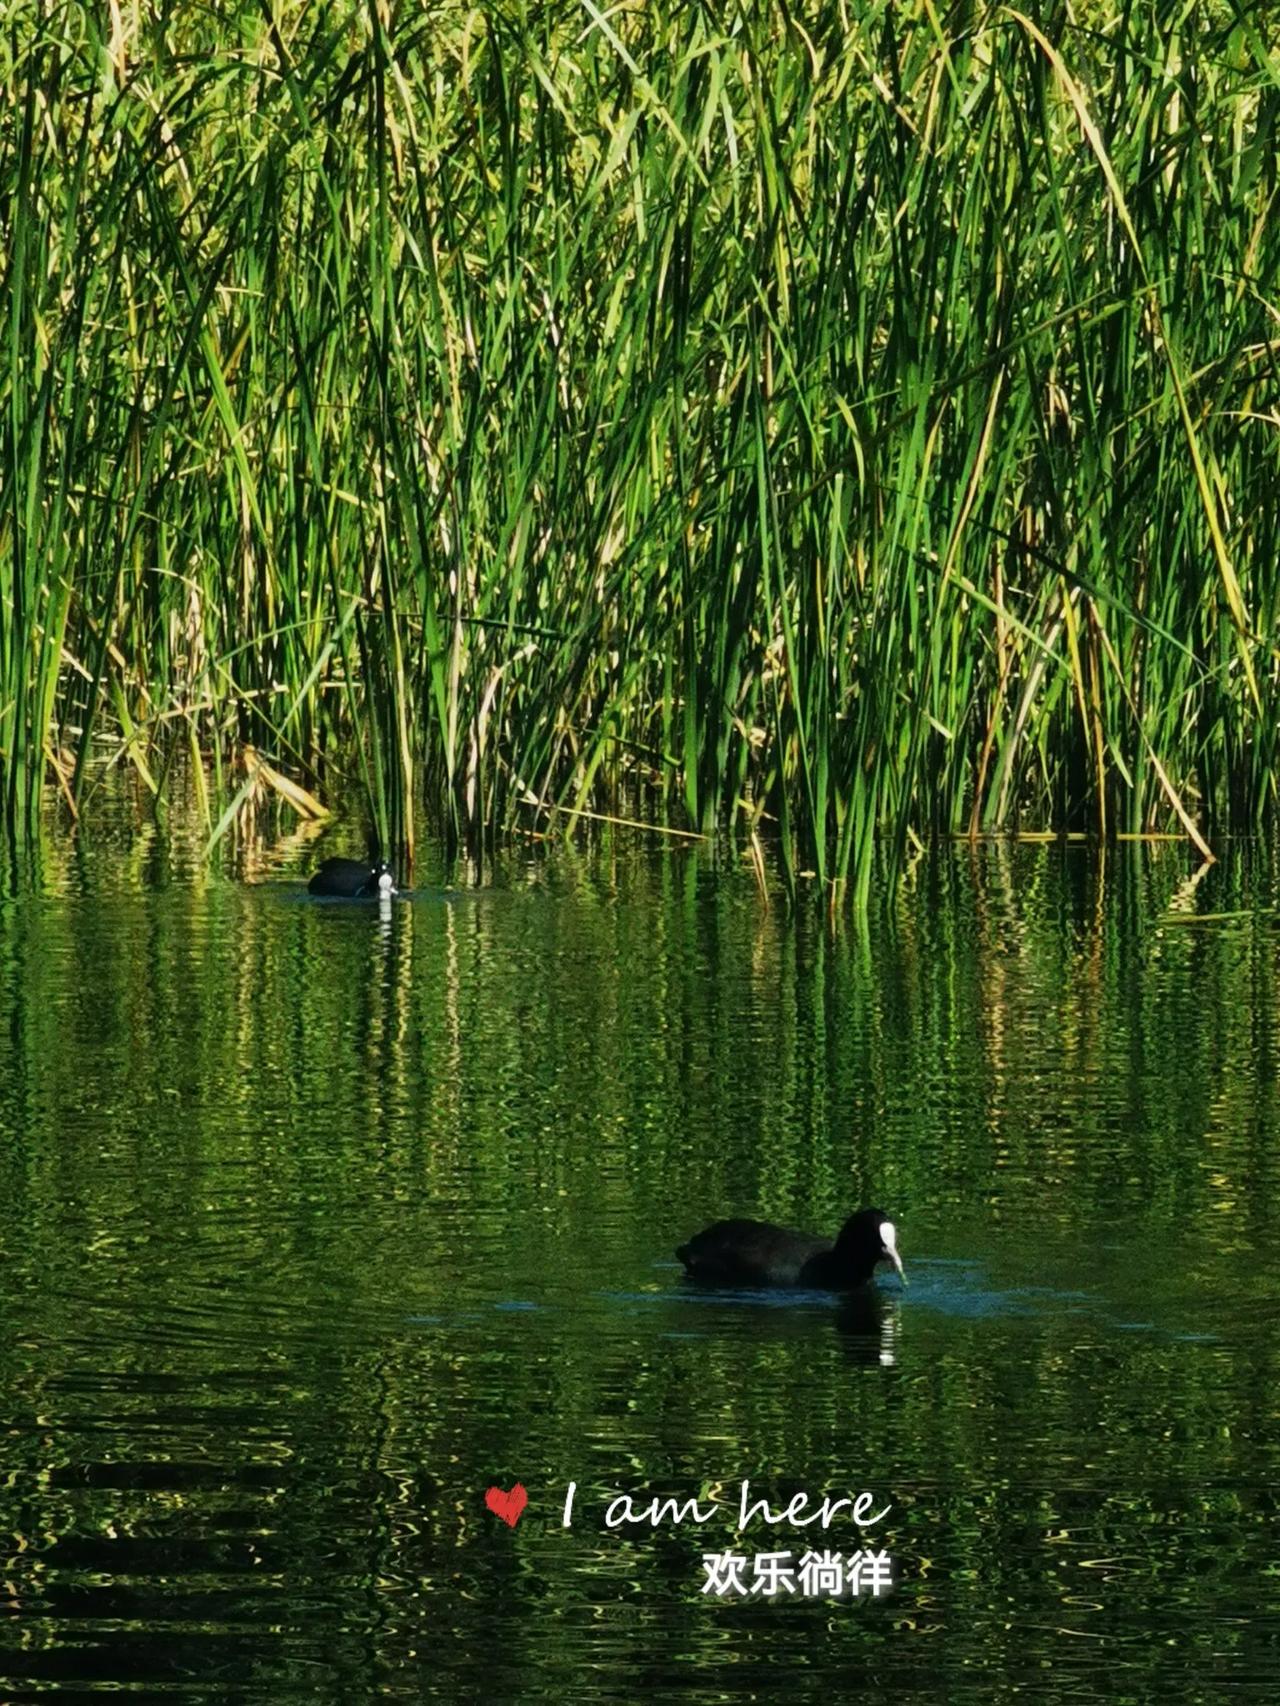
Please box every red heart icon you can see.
[485,1483,528,1528]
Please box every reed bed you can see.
[2,0,1278,897]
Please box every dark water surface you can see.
[2,841,1278,1700]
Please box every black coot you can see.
[676,1206,904,1290]
[308,857,396,898]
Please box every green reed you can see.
[2,1,1278,895]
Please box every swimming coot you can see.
[676,1207,904,1290]
[308,857,396,898]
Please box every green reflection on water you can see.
[0,842,1277,1699]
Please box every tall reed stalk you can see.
[2,1,1278,895]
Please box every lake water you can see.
[1,837,1277,1699]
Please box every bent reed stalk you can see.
[2,1,1278,897]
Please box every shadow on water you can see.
[614,1253,1223,1371]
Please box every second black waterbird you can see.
[308,857,397,898]
[675,1207,905,1291]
